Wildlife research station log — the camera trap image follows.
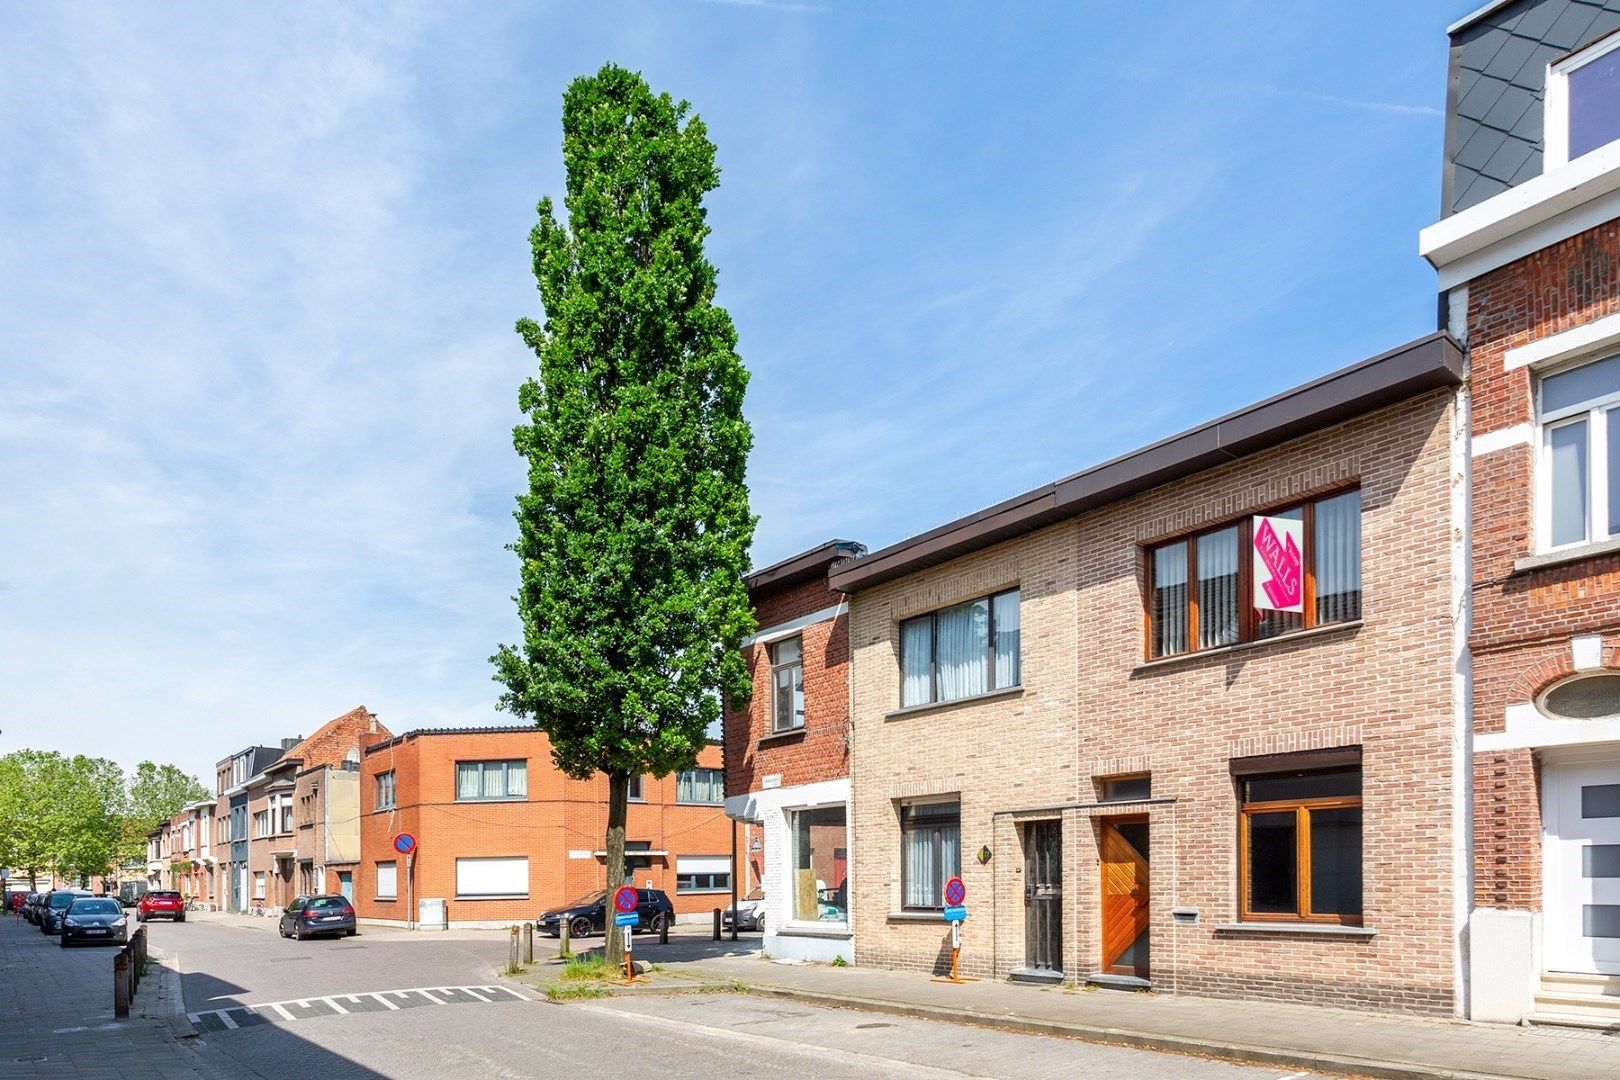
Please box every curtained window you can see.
[899,589,1020,707]
[455,760,527,801]
[1147,489,1361,658]
[900,801,961,910]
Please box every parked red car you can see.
[137,890,186,923]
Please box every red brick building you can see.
[724,540,864,962]
[356,727,735,928]
[1422,0,1620,1024]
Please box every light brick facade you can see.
[356,727,734,927]
[847,390,1461,1014]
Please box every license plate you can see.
[86,929,107,935]
[319,916,340,921]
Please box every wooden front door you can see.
[1100,818,1150,977]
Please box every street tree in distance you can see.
[121,761,210,867]
[494,63,756,966]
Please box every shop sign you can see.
[1253,514,1303,612]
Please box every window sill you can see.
[374,897,397,902]
[886,911,946,922]
[452,797,528,804]
[757,728,806,747]
[1134,621,1363,672]
[775,923,851,940]
[1213,922,1374,937]
[885,685,1024,721]
[1514,536,1620,574]
[453,895,529,902]
[678,889,734,895]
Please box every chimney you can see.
[281,736,302,751]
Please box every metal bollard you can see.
[522,922,534,965]
[659,916,669,946]
[113,953,130,1018]
[508,925,519,969]
[559,918,571,959]
[712,907,721,941]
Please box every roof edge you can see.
[829,332,1463,594]
[1446,0,1518,36]
[745,538,866,598]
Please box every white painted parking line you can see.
[190,985,529,1033]
[267,1002,295,1022]
[217,1010,239,1030]
[460,987,490,1002]
[374,993,400,1011]
[324,997,349,1014]
[415,989,446,1004]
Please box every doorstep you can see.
[1008,967,1064,986]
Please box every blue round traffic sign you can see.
[944,876,966,906]
[613,885,638,913]
[392,833,416,855]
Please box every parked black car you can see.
[536,888,674,938]
[22,892,45,925]
[278,895,358,941]
[60,896,129,947]
[39,889,93,934]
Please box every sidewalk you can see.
[0,911,244,1079]
[652,951,1620,1080]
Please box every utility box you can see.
[417,898,447,931]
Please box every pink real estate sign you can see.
[1252,515,1303,613]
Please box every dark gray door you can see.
[1024,821,1062,972]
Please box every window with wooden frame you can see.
[1146,489,1361,660]
[1237,763,1362,925]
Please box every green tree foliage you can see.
[494,63,756,964]
[0,752,208,884]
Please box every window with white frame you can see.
[454,760,528,801]
[675,856,731,892]
[454,856,528,899]
[253,809,271,838]
[253,871,266,900]
[376,860,398,900]
[1539,353,1620,551]
[1547,30,1620,167]
[770,636,805,732]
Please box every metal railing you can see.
[112,926,148,1019]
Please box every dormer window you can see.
[1547,32,1620,167]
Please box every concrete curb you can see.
[716,979,1519,1080]
[150,945,199,1041]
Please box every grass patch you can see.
[559,954,618,981]
[501,962,528,977]
[546,984,612,1002]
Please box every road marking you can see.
[186,985,528,1033]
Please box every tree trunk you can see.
[604,770,629,966]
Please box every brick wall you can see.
[356,729,735,925]
[849,391,1459,1015]
[725,574,851,800]
[1467,220,1620,910]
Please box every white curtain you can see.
[901,618,933,707]
[1197,528,1240,648]
[903,829,938,908]
[456,763,480,800]
[1313,491,1362,624]
[992,590,1020,688]
[935,599,988,702]
[506,762,527,798]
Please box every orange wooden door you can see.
[1100,820,1150,976]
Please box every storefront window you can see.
[790,805,848,925]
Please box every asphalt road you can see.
[150,916,1323,1079]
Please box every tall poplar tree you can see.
[494,63,756,965]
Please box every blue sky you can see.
[1,1,1458,785]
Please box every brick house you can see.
[355,727,735,929]
[1421,0,1620,1024]
[257,706,392,910]
[214,744,284,911]
[162,800,216,905]
[723,540,864,963]
[834,337,1467,1014]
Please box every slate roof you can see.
[1445,0,1620,216]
